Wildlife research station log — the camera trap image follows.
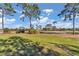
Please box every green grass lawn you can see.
[0,34,79,56]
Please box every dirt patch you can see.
[56,34,79,39]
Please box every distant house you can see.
[45,24,52,30]
[44,24,56,31]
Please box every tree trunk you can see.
[73,15,75,35]
[29,17,32,34]
[2,9,4,34]
[29,17,32,29]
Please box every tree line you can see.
[0,3,79,35]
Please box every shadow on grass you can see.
[48,42,79,56]
[0,36,60,56]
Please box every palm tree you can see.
[0,3,16,33]
[58,3,79,35]
[19,3,40,33]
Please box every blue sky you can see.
[0,3,79,29]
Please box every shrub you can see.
[4,28,10,33]
[28,29,36,34]
[16,27,25,33]
[28,28,39,34]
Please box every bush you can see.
[28,29,39,34]
[16,27,25,33]
[4,28,10,33]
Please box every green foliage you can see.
[16,27,25,33]
[0,3,16,33]
[4,28,10,33]
[19,3,40,32]
[58,3,79,35]
[58,3,79,20]
[28,28,38,34]
[21,3,40,17]
[0,3,16,15]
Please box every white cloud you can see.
[6,19,16,22]
[56,21,79,28]
[0,9,2,16]
[15,24,22,28]
[0,12,2,15]
[0,9,2,12]
[0,17,16,25]
[0,17,16,29]
[0,18,2,23]
[61,14,79,20]
[15,10,22,13]
[20,14,25,19]
[0,17,6,24]
[32,16,48,25]
[14,24,28,29]
[56,21,72,28]
[60,15,79,28]
[32,16,55,28]
[32,15,79,29]
[75,23,79,28]
[42,9,53,16]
